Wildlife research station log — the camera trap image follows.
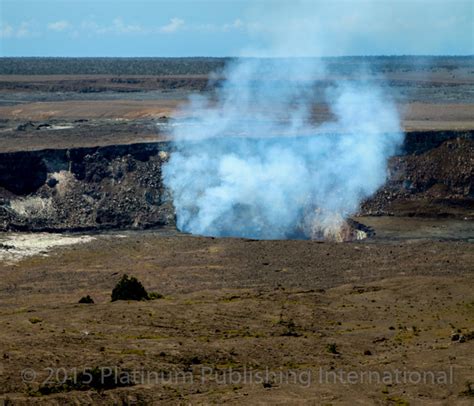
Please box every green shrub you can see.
[280,320,301,337]
[78,295,94,304]
[111,274,149,302]
[326,343,339,354]
[148,292,163,300]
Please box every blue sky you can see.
[1,0,473,57]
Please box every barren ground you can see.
[0,59,473,405]
[0,223,473,404]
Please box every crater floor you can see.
[0,220,473,404]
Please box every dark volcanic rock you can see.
[0,131,472,232]
[361,133,474,218]
[47,178,59,188]
[16,121,35,131]
[0,142,174,231]
[0,153,48,195]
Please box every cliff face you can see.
[361,132,474,218]
[0,143,174,231]
[0,131,472,232]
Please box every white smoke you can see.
[162,7,404,240]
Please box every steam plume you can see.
[163,10,403,240]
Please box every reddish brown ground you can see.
[0,228,473,404]
[0,66,473,405]
[1,100,473,131]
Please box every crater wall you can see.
[0,131,472,232]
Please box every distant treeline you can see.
[0,56,472,75]
[0,57,230,75]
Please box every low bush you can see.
[78,295,94,304]
[326,343,339,354]
[148,292,163,300]
[111,274,149,302]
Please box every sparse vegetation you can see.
[78,295,94,304]
[111,274,149,302]
[0,52,472,405]
[386,395,410,405]
[37,367,134,395]
[326,343,339,354]
[277,317,301,337]
[280,320,301,337]
[461,381,474,397]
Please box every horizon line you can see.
[1,54,474,59]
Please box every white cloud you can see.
[16,22,32,38]
[160,18,185,33]
[112,18,143,33]
[193,19,256,34]
[78,18,144,36]
[80,20,107,35]
[47,20,71,32]
[36,16,250,39]
[222,19,244,32]
[0,21,33,38]
[0,23,14,38]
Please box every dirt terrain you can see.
[0,230,473,404]
[0,57,473,404]
[1,100,474,132]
